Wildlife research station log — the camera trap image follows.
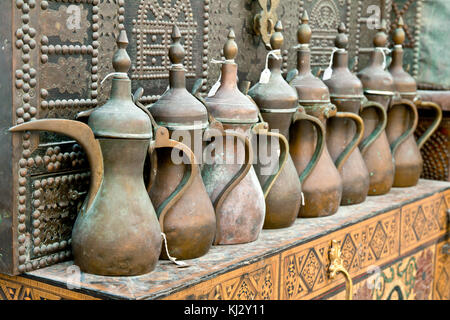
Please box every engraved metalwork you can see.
[252,0,281,49]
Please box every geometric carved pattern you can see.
[0,273,95,300]
[369,222,388,260]
[300,249,324,290]
[164,190,446,301]
[279,209,400,300]
[328,245,436,300]
[412,206,427,240]
[400,194,447,255]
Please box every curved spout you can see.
[9,119,103,213]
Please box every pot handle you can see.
[292,109,326,184]
[389,98,419,156]
[415,100,443,150]
[331,111,365,171]
[212,130,253,211]
[148,126,198,233]
[359,100,388,156]
[251,123,289,198]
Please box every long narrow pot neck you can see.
[220,63,238,89]
[169,68,186,89]
[297,48,311,76]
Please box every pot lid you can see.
[88,31,152,139]
[248,21,298,113]
[323,23,364,99]
[388,17,417,95]
[205,29,259,124]
[290,11,330,104]
[149,25,208,130]
[357,20,395,96]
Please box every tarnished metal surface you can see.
[146,26,216,260]
[387,20,442,187]
[357,22,396,195]
[290,15,364,217]
[0,0,442,276]
[203,32,266,244]
[9,32,163,276]
[248,22,303,229]
[324,24,386,205]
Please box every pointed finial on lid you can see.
[373,19,388,47]
[392,16,405,46]
[113,30,131,73]
[335,23,348,49]
[169,24,185,65]
[270,20,284,50]
[298,10,312,45]
[224,29,238,60]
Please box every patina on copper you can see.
[324,24,387,205]
[9,31,162,276]
[202,30,266,244]
[289,11,363,218]
[357,20,396,196]
[145,26,216,260]
[248,21,322,228]
[387,17,443,187]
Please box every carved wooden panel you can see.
[328,244,436,300]
[0,273,96,300]
[165,255,279,300]
[399,192,448,255]
[279,208,400,299]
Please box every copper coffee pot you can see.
[9,31,162,276]
[202,30,266,244]
[247,21,325,228]
[356,20,396,195]
[386,17,443,187]
[142,26,216,261]
[323,24,387,205]
[288,11,363,217]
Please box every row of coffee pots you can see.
[9,12,442,277]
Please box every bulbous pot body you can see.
[327,99,369,205]
[72,138,162,276]
[289,109,342,217]
[148,144,216,260]
[201,124,266,244]
[385,97,422,187]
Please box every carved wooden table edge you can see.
[0,179,448,300]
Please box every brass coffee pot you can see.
[248,21,324,228]
[143,26,216,260]
[386,18,442,187]
[9,31,162,276]
[323,24,387,205]
[356,20,396,195]
[288,11,363,217]
[202,30,266,244]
